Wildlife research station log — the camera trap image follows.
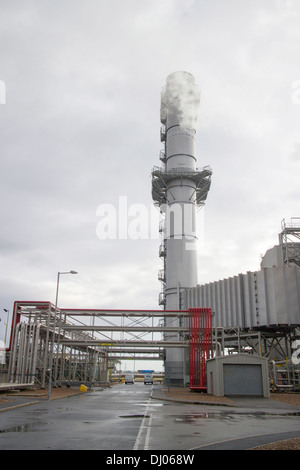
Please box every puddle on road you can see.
[135,403,169,407]
[173,411,300,423]
[174,413,217,423]
[119,414,150,419]
[149,403,170,407]
[24,409,48,413]
[0,423,46,433]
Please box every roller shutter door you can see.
[223,364,263,396]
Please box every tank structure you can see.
[183,218,300,331]
[182,218,300,388]
[152,72,212,384]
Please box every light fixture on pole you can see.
[48,270,78,400]
[3,309,9,346]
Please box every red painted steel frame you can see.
[189,308,213,391]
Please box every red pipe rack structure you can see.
[189,307,213,391]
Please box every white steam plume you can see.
[160,71,200,129]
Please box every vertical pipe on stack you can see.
[156,72,200,384]
[152,72,212,384]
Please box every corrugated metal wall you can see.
[182,266,300,329]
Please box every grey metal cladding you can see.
[184,266,300,329]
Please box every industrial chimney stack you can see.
[152,71,212,384]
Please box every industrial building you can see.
[181,220,300,392]
[1,73,299,396]
[182,220,300,362]
[183,220,300,330]
[206,354,270,397]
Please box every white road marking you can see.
[133,386,153,450]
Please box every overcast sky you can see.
[1,0,299,354]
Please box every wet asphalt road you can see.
[0,383,152,450]
[0,383,300,451]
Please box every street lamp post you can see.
[1,309,10,378]
[48,270,78,400]
[3,309,9,346]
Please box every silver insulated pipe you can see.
[152,71,212,384]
